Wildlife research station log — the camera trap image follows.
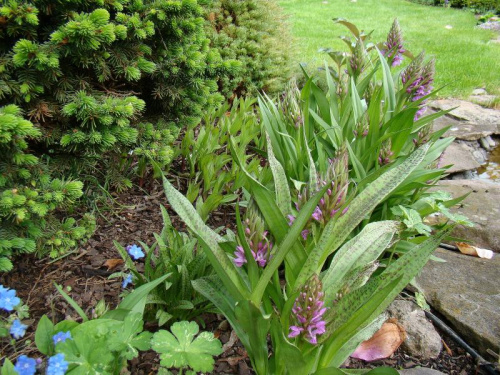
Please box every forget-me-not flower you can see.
[53,331,72,345]
[10,319,28,339]
[126,244,144,260]
[122,274,133,288]
[47,353,69,375]
[0,286,21,311]
[14,355,36,375]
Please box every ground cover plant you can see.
[1,274,222,374]
[115,205,214,326]
[279,0,500,98]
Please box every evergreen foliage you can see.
[0,0,237,176]
[205,0,294,98]
[0,105,93,271]
[409,0,499,12]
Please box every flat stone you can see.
[469,95,497,107]
[440,143,481,173]
[429,99,500,140]
[399,369,446,375]
[417,249,500,358]
[433,179,500,252]
[472,88,487,96]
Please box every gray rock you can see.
[388,300,442,359]
[429,99,500,140]
[440,143,481,173]
[399,369,446,375]
[433,179,500,252]
[479,136,493,151]
[486,135,496,148]
[472,149,487,164]
[417,248,500,357]
[470,94,497,107]
[472,88,487,96]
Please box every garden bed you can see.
[0,180,482,374]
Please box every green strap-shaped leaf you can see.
[333,18,361,38]
[325,313,387,368]
[377,48,396,118]
[321,221,399,304]
[162,176,248,299]
[54,283,88,322]
[266,132,292,216]
[296,144,430,289]
[251,182,331,303]
[319,228,450,367]
[234,301,271,375]
[192,277,249,349]
[229,137,307,281]
[102,275,170,320]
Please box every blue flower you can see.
[0,287,21,311]
[126,244,144,260]
[122,274,133,288]
[14,355,36,375]
[53,331,72,345]
[47,353,68,375]
[10,319,28,339]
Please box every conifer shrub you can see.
[409,0,499,12]
[0,0,237,179]
[0,105,93,272]
[205,0,294,98]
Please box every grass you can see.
[279,0,500,98]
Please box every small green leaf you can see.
[152,321,222,373]
[107,312,151,360]
[35,315,55,355]
[1,358,16,375]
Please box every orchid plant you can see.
[259,19,470,260]
[161,133,459,374]
[158,20,471,374]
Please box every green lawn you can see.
[280,0,500,98]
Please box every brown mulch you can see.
[0,179,486,374]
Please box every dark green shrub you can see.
[0,105,93,271]
[409,0,500,12]
[0,0,237,180]
[205,0,294,98]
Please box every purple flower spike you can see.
[288,275,327,345]
[312,206,323,222]
[287,215,296,226]
[301,230,309,241]
[385,19,405,67]
[289,325,304,338]
[233,211,273,268]
[233,246,247,267]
